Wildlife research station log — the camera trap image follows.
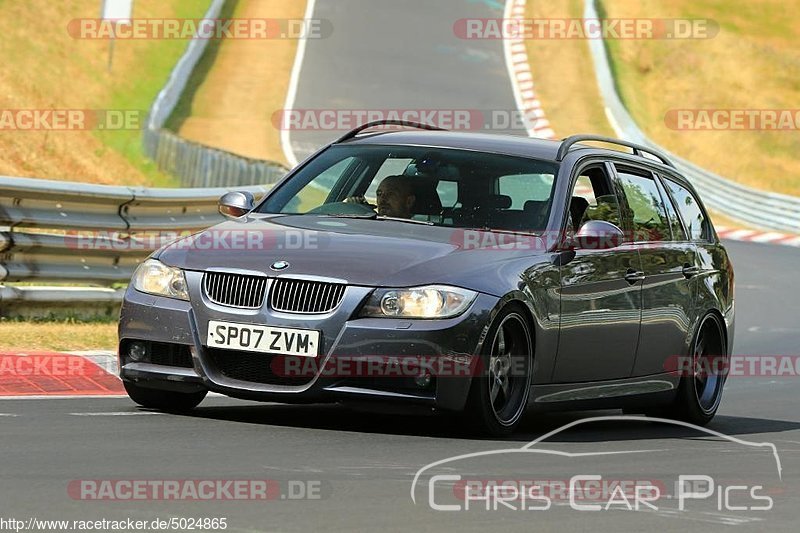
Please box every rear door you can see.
[612,164,698,377]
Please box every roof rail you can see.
[334,120,447,143]
[556,135,675,168]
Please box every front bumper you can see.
[118,278,498,412]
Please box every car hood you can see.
[155,215,550,294]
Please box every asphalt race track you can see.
[1,240,798,531]
[288,0,527,162]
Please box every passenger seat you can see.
[569,196,590,232]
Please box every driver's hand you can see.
[343,196,375,208]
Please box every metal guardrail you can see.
[142,0,289,187]
[142,128,287,188]
[0,286,125,306]
[0,285,127,320]
[0,175,271,285]
[586,0,800,234]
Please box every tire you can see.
[464,305,533,436]
[124,381,207,412]
[655,313,727,425]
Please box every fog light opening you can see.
[128,341,149,363]
[414,373,432,389]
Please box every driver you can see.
[345,175,416,218]
[376,175,416,218]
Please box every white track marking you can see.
[750,232,790,243]
[0,392,225,400]
[0,395,129,400]
[503,0,555,139]
[281,0,317,168]
[69,411,166,416]
[715,226,800,248]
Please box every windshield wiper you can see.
[321,213,377,219]
[376,216,435,225]
[464,227,540,236]
[312,213,434,225]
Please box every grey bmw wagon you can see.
[119,121,735,435]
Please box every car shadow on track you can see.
[156,402,800,443]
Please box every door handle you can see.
[682,264,700,278]
[624,269,645,284]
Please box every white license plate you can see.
[206,320,320,357]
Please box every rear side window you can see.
[663,179,710,241]
[656,177,687,240]
[615,168,672,242]
[436,180,459,208]
[497,173,555,209]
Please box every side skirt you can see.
[529,372,681,412]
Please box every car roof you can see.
[338,130,563,160]
[337,130,674,170]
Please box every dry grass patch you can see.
[0,321,117,352]
[169,0,307,166]
[0,0,207,185]
[600,0,800,195]
[524,0,616,137]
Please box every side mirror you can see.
[573,220,625,250]
[219,191,255,219]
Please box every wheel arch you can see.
[480,293,537,355]
[698,308,728,356]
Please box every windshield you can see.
[258,145,558,233]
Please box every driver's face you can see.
[376,180,414,218]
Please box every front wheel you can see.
[464,306,532,436]
[124,381,207,412]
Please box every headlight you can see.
[131,259,189,301]
[360,285,477,319]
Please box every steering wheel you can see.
[307,201,376,216]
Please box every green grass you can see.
[165,0,240,134]
[0,318,118,351]
[93,2,213,187]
